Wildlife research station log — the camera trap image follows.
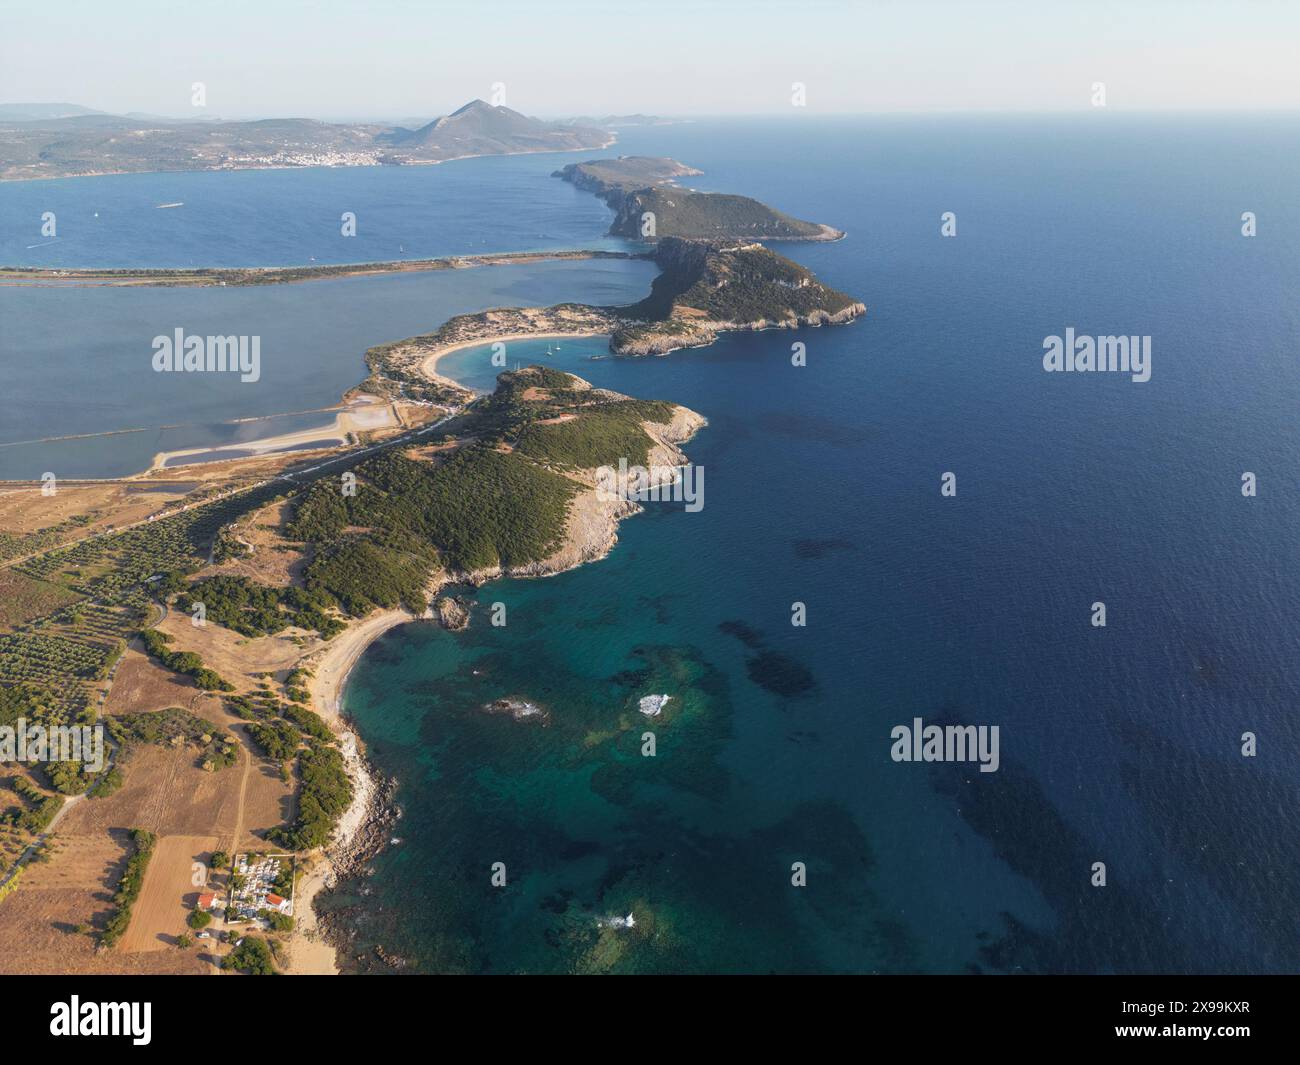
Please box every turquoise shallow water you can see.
[9,115,1300,972]
[319,117,1300,974]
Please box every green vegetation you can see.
[610,239,862,355]
[270,743,352,851]
[222,935,276,975]
[260,910,294,933]
[282,704,332,742]
[271,863,294,897]
[613,186,829,241]
[87,765,124,798]
[302,537,435,615]
[4,776,65,832]
[111,707,239,771]
[0,570,80,627]
[553,156,701,197]
[101,828,155,948]
[555,156,833,242]
[44,758,100,796]
[187,908,212,930]
[175,574,344,639]
[377,448,577,573]
[246,719,301,762]
[138,629,234,691]
[225,694,259,721]
[515,400,675,468]
[631,240,856,323]
[289,440,578,578]
[0,631,118,687]
[0,513,96,564]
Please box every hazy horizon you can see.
[4,0,1300,120]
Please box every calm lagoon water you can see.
[9,117,1300,972]
[0,257,655,478]
[0,149,634,268]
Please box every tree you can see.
[260,910,294,933]
[210,850,229,870]
[188,908,212,930]
[222,935,275,975]
[176,934,193,949]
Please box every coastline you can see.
[285,607,418,974]
[0,133,619,186]
[419,330,608,388]
[148,398,399,471]
[0,248,644,288]
[289,340,706,975]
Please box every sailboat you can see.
[545,343,554,357]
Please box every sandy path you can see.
[227,746,252,856]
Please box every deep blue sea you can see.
[8,117,1300,972]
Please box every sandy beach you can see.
[279,330,702,975]
[282,608,416,973]
[419,331,609,388]
[307,607,418,720]
[149,399,399,471]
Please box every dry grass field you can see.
[0,480,193,537]
[117,833,219,952]
[0,569,79,627]
[156,606,322,686]
[0,831,210,974]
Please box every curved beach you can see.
[288,336,706,973]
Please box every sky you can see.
[3,0,1299,119]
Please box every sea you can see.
[5,115,1299,972]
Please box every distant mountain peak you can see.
[449,99,493,116]
[0,97,612,179]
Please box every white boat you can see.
[155,202,184,209]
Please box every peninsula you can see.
[363,237,865,385]
[0,152,862,978]
[554,155,843,241]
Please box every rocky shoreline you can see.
[295,367,706,974]
[277,225,859,975]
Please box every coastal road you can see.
[0,408,459,573]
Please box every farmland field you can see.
[118,833,219,952]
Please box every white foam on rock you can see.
[638,693,671,717]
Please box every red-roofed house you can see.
[264,893,292,915]
[197,892,219,911]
